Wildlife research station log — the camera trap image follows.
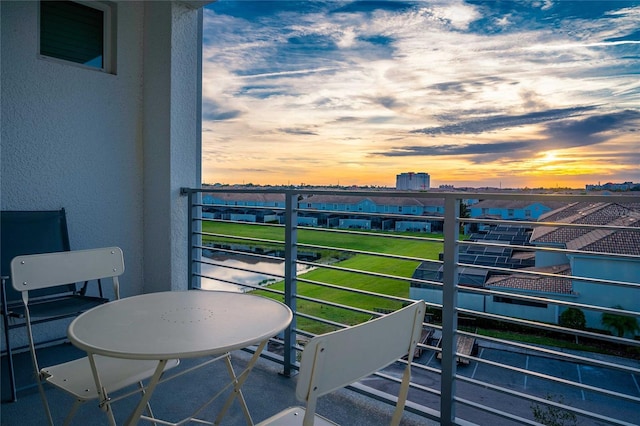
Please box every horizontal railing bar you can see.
[197,257,285,279]
[458,352,640,403]
[186,187,639,204]
[294,259,418,284]
[462,216,640,232]
[201,202,286,212]
[294,311,351,330]
[458,330,640,375]
[455,375,638,426]
[203,217,285,229]
[457,307,640,347]
[457,261,640,289]
[294,295,383,319]
[452,396,539,426]
[199,231,284,246]
[297,242,436,263]
[454,284,640,315]
[458,238,640,261]
[296,206,446,222]
[295,276,413,305]
[295,225,445,243]
[197,245,283,264]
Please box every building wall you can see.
[410,286,560,324]
[485,295,559,324]
[142,2,202,293]
[396,172,430,190]
[1,1,145,298]
[534,247,568,267]
[469,202,551,220]
[571,255,640,331]
[1,1,203,348]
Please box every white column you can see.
[142,2,202,292]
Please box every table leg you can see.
[88,354,117,426]
[125,359,168,426]
[214,340,269,425]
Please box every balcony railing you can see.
[181,187,640,426]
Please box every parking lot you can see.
[373,338,640,425]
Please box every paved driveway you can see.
[374,339,640,425]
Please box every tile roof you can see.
[485,264,573,295]
[531,202,640,255]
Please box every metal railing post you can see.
[441,195,460,425]
[283,191,298,376]
[183,187,202,290]
[186,188,195,289]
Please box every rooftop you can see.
[531,202,640,255]
[485,263,573,295]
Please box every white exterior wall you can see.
[571,255,640,331]
[142,2,202,293]
[1,1,204,349]
[396,172,430,190]
[1,1,145,298]
[485,296,559,324]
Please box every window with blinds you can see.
[40,1,113,72]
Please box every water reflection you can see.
[199,254,309,292]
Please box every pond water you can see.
[199,254,310,292]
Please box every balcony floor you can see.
[1,343,436,425]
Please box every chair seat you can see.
[42,355,180,400]
[256,406,337,426]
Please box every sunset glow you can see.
[202,1,640,188]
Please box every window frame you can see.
[38,1,115,74]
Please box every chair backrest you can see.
[1,209,72,302]
[296,300,425,423]
[11,247,124,299]
[10,247,124,392]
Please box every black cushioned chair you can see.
[1,209,108,402]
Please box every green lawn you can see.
[200,222,627,356]
[201,221,443,333]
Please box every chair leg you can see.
[35,378,55,426]
[62,399,83,426]
[2,324,17,402]
[2,277,18,402]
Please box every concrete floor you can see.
[1,343,436,426]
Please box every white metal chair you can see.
[257,300,426,426]
[10,247,179,426]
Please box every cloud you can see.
[380,140,536,157]
[278,127,319,136]
[409,106,596,136]
[376,109,640,165]
[201,0,640,187]
[202,100,244,121]
[543,109,640,145]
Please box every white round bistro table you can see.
[67,290,293,426]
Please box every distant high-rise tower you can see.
[396,172,430,190]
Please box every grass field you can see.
[199,222,629,355]
[201,221,443,333]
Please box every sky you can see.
[201,0,640,188]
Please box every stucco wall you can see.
[1,1,145,298]
[572,255,640,331]
[142,2,202,293]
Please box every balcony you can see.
[2,188,639,425]
[184,187,640,425]
[2,343,433,425]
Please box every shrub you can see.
[559,308,586,330]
